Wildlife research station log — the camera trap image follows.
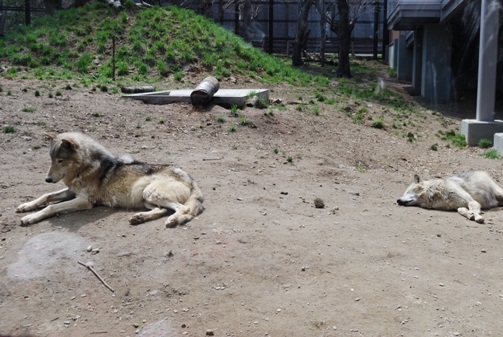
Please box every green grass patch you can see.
[3,125,16,133]
[371,117,384,129]
[483,149,499,159]
[230,105,239,117]
[478,138,493,149]
[352,113,364,124]
[440,130,467,147]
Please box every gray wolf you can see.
[397,171,503,223]
[17,132,204,227]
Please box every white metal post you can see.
[476,0,499,121]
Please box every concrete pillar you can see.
[494,133,503,154]
[397,34,413,82]
[389,38,398,69]
[421,24,452,103]
[461,0,503,147]
[476,0,499,121]
[412,29,423,94]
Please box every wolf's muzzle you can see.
[397,199,407,206]
[45,177,53,183]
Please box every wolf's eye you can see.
[57,159,63,163]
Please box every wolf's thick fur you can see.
[17,132,204,226]
[397,171,503,223]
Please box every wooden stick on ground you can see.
[78,261,115,292]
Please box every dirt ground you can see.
[1,67,503,337]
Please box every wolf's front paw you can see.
[17,202,38,213]
[475,216,485,224]
[20,214,39,226]
[165,215,179,228]
[129,214,145,225]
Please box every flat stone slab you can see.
[122,89,269,108]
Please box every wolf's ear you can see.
[61,138,79,151]
[414,174,422,183]
[45,132,58,139]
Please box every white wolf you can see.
[17,132,204,227]
[397,171,503,223]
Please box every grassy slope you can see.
[0,3,315,85]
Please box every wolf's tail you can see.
[187,180,205,216]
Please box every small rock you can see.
[249,95,267,109]
[21,136,32,141]
[206,329,215,336]
[87,245,93,252]
[314,198,325,209]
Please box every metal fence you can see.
[214,0,386,56]
[0,0,46,36]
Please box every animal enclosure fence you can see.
[215,0,386,56]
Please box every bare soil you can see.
[1,66,503,337]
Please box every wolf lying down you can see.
[17,132,204,226]
[397,171,503,223]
